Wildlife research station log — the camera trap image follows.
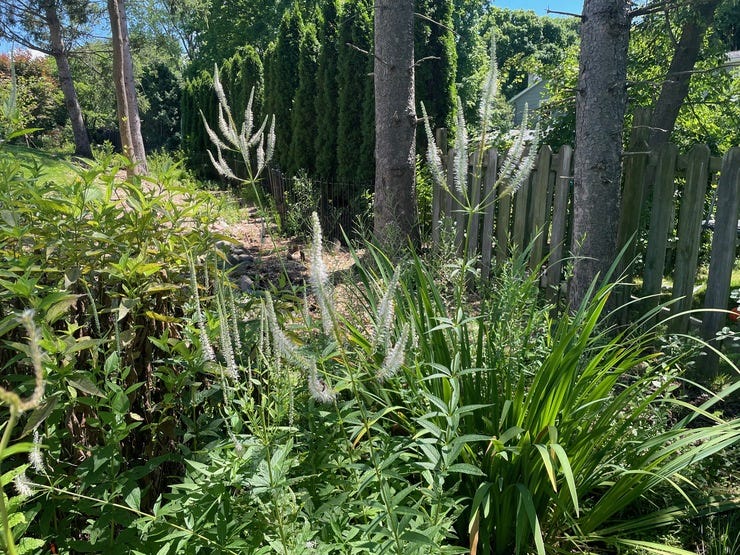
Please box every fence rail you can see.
[432,123,739,370]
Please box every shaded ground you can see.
[209,206,357,294]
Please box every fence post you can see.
[467,151,483,261]
[701,147,740,374]
[480,148,498,282]
[669,144,711,333]
[641,143,678,325]
[529,145,553,271]
[617,107,650,274]
[546,145,573,300]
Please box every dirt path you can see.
[209,206,357,293]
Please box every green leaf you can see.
[550,443,579,516]
[17,537,47,555]
[124,486,141,511]
[67,378,105,398]
[400,530,435,545]
[0,442,35,460]
[448,463,486,476]
[21,396,58,437]
[515,484,546,555]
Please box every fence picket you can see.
[546,146,573,298]
[529,146,553,270]
[701,147,740,372]
[670,144,711,333]
[480,148,498,281]
[617,107,650,274]
[641,143,678,322]
[496,192,512,264]
[512,174,530,254]
[467,151,483,261]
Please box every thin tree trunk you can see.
[108,0,146,174]
[647,0,720,151]
[42,0,92,158]
[373,0,419,254]
[569,0,630,310]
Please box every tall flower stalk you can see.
[0,310,46,555]
[202,66,275,183]
[422,37,540,265]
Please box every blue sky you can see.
[492,0,584,16]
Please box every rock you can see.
[239,275,255,293]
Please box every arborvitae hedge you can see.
[264,5,304,172]
[313,0,341,181]
[415,0,457,132]
[336,0,374,185]
[288,22,319,176]
[181,0,461,194]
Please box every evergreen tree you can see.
[313,0,341,180]
[140,62,181,151]
[289,20,319,175]
[415,0,457,132]
[336,0,373,184]
[264,4,303,171]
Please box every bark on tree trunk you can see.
[569,0,630,310]
[647,0,720,151]
[108,0,147,174]
[373,0,419,254]
[42,0,92,158]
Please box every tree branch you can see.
[546,8,583,18]
[413,55,440,68]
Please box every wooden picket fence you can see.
[431,120,740,367]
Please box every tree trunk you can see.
[647,0,721,151]
[569,0,630,310]
[108,0,147,174]
[373,0,419,254]
[42,0,92,158]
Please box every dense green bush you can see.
[0,145,233,551]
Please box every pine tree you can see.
[415,0,457,132]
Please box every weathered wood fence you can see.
[432,123,740,356]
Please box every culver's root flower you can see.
[1,310,46,414]
[217,290,238,380]
[204,65,275,181]
[377,324,409,383]
[309,212,336,337]
[13,472,35,498]
[188,256,215,363]
[29,430,44,473]
[265,293,305,367]
[308,362,336,404]
[421,103,445,189]
[372,267,401,353]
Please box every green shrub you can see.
[0,146,231,550]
